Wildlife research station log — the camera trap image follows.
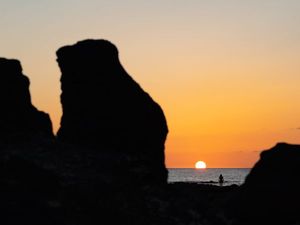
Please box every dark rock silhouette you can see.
[56,39,168,185]
[0,58,58,225]
[228,143,300,225]
[0,58,54,145]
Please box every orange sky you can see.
[1,1,300,168]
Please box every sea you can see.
[168,168,251,186]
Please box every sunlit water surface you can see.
[168,168,251,186]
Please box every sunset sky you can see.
[1,0,300,168]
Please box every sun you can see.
[195,161,207,169]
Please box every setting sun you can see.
[195,161,207,169]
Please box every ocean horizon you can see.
[167,168,251,186]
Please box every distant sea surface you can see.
[168,168,251,186]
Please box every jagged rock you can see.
[0,58,54,145]
[0,58,57,224]
[56,39,168,185]
[229,143,300,224]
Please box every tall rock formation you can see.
[0,58,53,145]
[56,39,168,185]
[0,58,58,225]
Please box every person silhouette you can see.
[219,174,224,186]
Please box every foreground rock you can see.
[0,58,53,145]
[0,156,63,225]
[0,57,54,173]
[0,58,57,225]
[56,39,168,185]
[228,143,300,225]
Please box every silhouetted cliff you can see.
[56,40,168,185]
[0,58,53,145]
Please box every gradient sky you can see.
[1,0,300,168]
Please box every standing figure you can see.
[219,174,224,186]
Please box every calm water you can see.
[168,168,251,186]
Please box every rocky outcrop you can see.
[228,143,300,225]
[56,39,168,185]
[0,58,54,145]
[0,58,57,225]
